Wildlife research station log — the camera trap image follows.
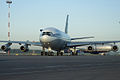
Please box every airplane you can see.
[0,15,120,56]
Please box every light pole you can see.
[6,0,12,55]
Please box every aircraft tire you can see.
[41,52,43,56]
[45,52,48,56]
[60,52,63,56]
[57,53,59,56]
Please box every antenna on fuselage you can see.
[65,15,69,34]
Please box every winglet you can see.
[65,15,69,34]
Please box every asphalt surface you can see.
[0,56,120,80]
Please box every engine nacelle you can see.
[20,45,29,52]
[1,43,11,52]
[78,44,119,53]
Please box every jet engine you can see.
[20,45,29,52]
[78,44,119,54]
[87,46,94,51]
[1,43,12,51]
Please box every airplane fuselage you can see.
[39,27,71,51]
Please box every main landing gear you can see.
[72,47,78,56]
[57,51,63,56]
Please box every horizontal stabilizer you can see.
[71,36,94,40]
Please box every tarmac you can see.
[0,55,120,80]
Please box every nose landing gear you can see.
[41,47,54,56]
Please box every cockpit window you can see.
[42,32,45,36]
[42,32,53,36]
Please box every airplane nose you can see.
[40,35,52,43]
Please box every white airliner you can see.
[0,15,120,56]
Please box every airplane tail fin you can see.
[65,15,69,34]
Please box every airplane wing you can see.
[0,40,42,46]
[67,41,120,47]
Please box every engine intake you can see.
[88,46,93,51]
[20,45,29,52]
[1,43,12,51]
[112,45,118,52]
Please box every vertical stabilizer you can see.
[65,15,69,34]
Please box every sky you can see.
[0,0,120,45]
